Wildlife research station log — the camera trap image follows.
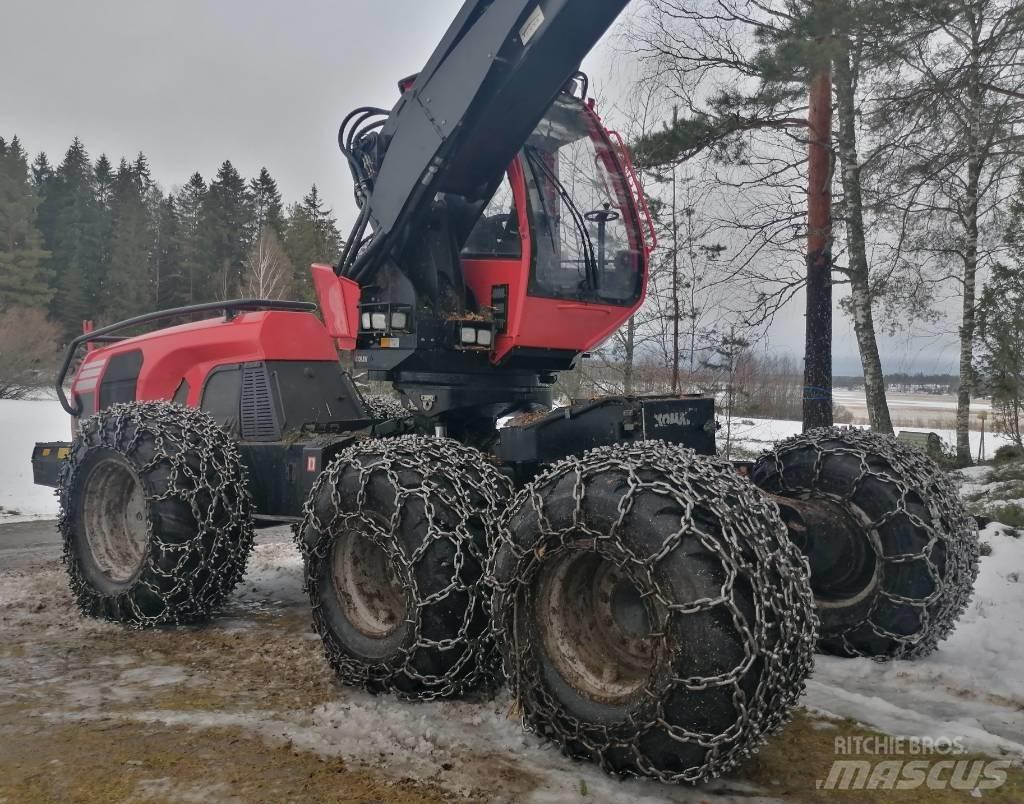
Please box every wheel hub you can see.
[331,530,408,639]
[82,456,149,584]
[535,550,659,705]
[774,495,880,606]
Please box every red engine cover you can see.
[72,311,337,410]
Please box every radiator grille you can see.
[240,365,278,440]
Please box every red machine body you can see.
[71,311,338,417]
[65,94,654,426]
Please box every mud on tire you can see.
[752,427,980,659]
[488,442,817,785]
[58,402,254,626]
[299,436,512,700]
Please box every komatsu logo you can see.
[653,411,691,428]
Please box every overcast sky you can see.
[1,0,961,375]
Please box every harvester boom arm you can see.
[338,0,630,285]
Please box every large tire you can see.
[298,435,512,700]
[58,402,254,627]
[488,442,817,785]
[752,427,979,658]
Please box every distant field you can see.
[833,389,993,431]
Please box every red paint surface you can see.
[312,264,361,350]
[462,102,650,364]
[72,311,336,410]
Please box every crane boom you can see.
[339,0,630,286]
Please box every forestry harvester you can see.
[31,0,979,785]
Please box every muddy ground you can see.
[1,523,1020,804]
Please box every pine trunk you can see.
[835,46,894,435]
[803,50,834,432]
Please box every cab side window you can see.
[461,174,522,259]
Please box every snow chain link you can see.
[361,394,408,420]
[757,426,980,659]
[299,435,512,700]
[487,441,818,785]
[59,402,254,627]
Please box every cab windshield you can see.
[522,96,642,306]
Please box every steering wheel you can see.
[585,207,620,223]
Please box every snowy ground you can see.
[724,416,1011,462]
[1,397,1023,801]
[0,397,69,522]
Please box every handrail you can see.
[607,130,658,253]
[56,299,318,416]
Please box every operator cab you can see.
[462,94,645,309]
[325,76,654,419]
[454,90,652,367]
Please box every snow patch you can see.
[0,398,69,522]
[805,524,1024,757]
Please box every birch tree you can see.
[874,0,1024,462]
[243,226,293,300]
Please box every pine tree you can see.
[104,158,154,320]
[0,135,52,309]
[250,167,284,237]
[44,138,104,335]
[283,184,342,299]
[203,160,252,299]
[176,172,208,304]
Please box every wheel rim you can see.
[331,530,407,639]
[776,495,881,608]
[82,456,149,583]
[535,550,659,705]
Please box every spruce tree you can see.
[92,154,116,305]
[0,136,52,309]
[45,138,104,335]
[31,152,53,190]
[132,152,153,191]
[202,160,252,299]
[93,154,115,207]
[153,194,186,309]
[283,184,342,299]
[250,167,284,237]
[105,158,154,320]
[176,172,208,304]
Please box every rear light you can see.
[361,312,372,330]
[460,327,477,345]
[477,329,493,347]
[391,312,408,330]
[370,313,387,330]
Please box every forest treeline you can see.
[0,134,341,338]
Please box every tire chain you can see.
[59,402,255,627]
[361,394,408,420]
[754,426,980,659]
[299,435,513,699]
[487,440,818,785]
